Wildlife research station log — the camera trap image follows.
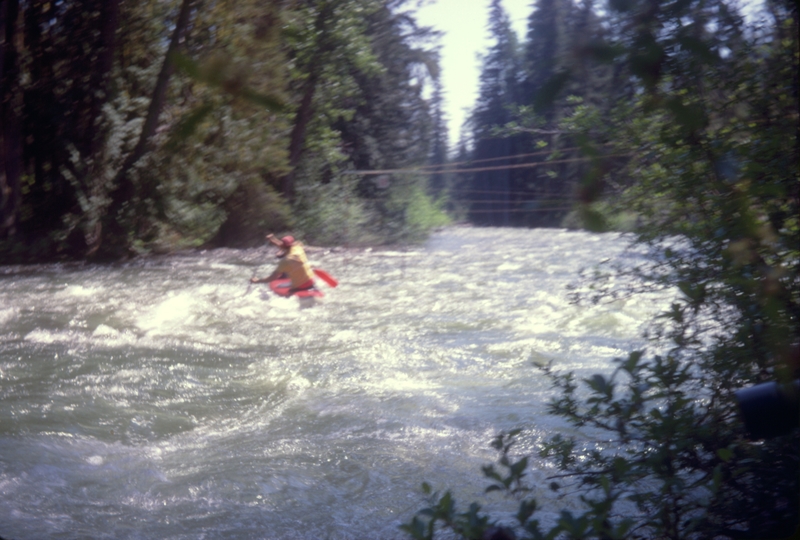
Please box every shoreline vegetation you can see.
[0,0,634,266]
[1,0,796,538]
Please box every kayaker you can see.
[250,234,316,293]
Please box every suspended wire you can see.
[449,199,576,204]
[467,207,575,213]
[421,142,619,171]
[346,153,631,176]
[343,145,620,174]
[447,188,579,197]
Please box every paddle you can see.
[313,268,338,288]
[243,265,259,296]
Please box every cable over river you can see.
[0,227,672,539]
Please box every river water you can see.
[0,227,671,539]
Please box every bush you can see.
[402,1,799,537]
[374,174,451,244]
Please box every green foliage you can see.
[377,175,451,243]
[463,0,616,228]
[0,0,445,260]
[400,432,548,540]
[404,0,799,539]
[292,160,377,247]
[561,200,639,232]
[212,179,293,248]
[402,186,451,239]
[169,52,285,114]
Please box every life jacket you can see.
[275,244,314,288]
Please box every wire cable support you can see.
[417,142,620,170]
[450,199,576,205]
[466,207,575,213]
[346,153,631,176]
[446,188,579,197]
[419,147,586,169]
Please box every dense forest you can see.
[0,0,450,262]
[4,0,795,262]
[1,0,798,537]
[401,0,799,539]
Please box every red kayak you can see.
[269,278,324,298]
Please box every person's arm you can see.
[266,233,283,248]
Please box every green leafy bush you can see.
[291,159,377,247]
[402,1,798,538]
[373,174,451,244]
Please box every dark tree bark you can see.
[101,0,196,255]
[282,0,335,201]
[0,0,22,239]
[84,0,121,161]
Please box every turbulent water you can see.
[0,227,672,540]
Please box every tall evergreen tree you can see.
[402,0,799,537]
[523,0,572,118]
[428,75,449,198]
[318,0,443,241]
[517,0,617,227]
[0,0,446,260]
[469,0,523,226]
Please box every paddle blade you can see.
[313,268,338,288]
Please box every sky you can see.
[414,0,767,148]
[414,0,533,146]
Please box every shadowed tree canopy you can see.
[0,0,448,261]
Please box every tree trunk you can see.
[283,68,321,200]
[0,0,22,239]
[101,0,196,255]
[85,0,120,161]
[281,0,335,201]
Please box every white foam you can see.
[0,307,17,325]
[136,292,197,334]
[92,324,119,337]
[61,285,99,298]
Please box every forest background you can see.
[1,0,795,261]
[0,0,454,262]
[1,0,798,538]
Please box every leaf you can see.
[517,499,538,523]
[510,456,529,477]
[482,465,502,482]
[586,374,608,395]
[437,491,454,515]
[623,351,644,373]
[398,516,429,540]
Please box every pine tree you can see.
[428,75,449,198]
[469,0,523,226]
